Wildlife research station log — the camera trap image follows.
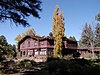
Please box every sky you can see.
[0,0,100,45]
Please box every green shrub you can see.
[89,65,100,75]
[20,59,35,69]
[47,58,100,75]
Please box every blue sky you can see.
[0,0,100,45]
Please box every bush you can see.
[47,59,68,75]
[89,65,100,75]
[0,60,19,74]
[47,58,100,75]
[20,59,35,69]
[47,57,60,62]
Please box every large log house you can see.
[18,35,77,62]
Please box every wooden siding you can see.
[18,36,78,62]
[20,38,39,50]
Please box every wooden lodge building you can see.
[18,35,100,62]
[17,35,77,62]
[77,47,100,59]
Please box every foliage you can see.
[0,35,16,61]
[20,59,35,69]
[15,34,22,41]
[80,23,94,47]
[49,32,53,37]
[47,57,60,62]
[89,64,100,75]
[69,36,76,41]
[0,58,99,75]
[47,58,100,75]
[0,0,42,27]
[95,23,100,47]
[26,28,36,36]
[73,52,80,58]
[79,23,95,59]
[95,13,100,21]
[0,60,19,74]
[15,28,37,42]
[0,35,8,46]
[8,44,17,58]
[80,23,100,58]
[63,55,73,60]
[52,6,65,58]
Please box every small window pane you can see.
[28,41,30,47]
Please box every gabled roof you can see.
[39,36,54,41]
[18,35,41,45]
[17,35,77,49]
[18,35,77,44]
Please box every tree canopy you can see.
[96,13,100,21]
[69,36,76,41]
[0,35,16,61]
[15,28,37,42]
[80,23,100,47]
[95,23,100,47]
[0,35,8,46]
[0,0,42,27]
[52,6,65,58]
[79,23,95,58]
[80,23,94,47]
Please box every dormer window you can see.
[28,41,30,47]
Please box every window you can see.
[20,51,22,57]
[23,51,25,55]
[40,49,46,55]
[28,41,30,47]
[34,49,38,55]
[28,50,33,57]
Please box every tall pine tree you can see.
[80,23,95,59]
[95,23,100,47]
[80,24,90,47]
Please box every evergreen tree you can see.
[52,6,65,58]
[0,35,16,61]
[80,23,95,58]
[80,24,93,47]
[95,23,100,47]
[0,0,42,27]
[96,13,100,21]
[0,35,8,46]
[69,36,76,41]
